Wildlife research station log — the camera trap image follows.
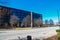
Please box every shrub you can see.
[58,37,60,40]
[56,29,60,32]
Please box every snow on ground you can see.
[0,26,59,40]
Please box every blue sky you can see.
[0,0,60,23]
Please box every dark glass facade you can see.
[0,6,42,28]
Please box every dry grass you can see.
[44,35,58,40]
[13,27,31,30]
[44,33,60,40]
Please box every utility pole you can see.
[31,12,33,28]
[57,9,60,26]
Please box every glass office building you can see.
[0,6,42,28]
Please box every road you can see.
[0,27,59,40]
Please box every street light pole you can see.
[31,12,33,28]
[57,9,60,26]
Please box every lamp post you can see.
[31,12,33,28]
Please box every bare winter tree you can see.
[33,19,37,27]
[10,15,19,28]
[21,15,31,27]
[35,18,42,27]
